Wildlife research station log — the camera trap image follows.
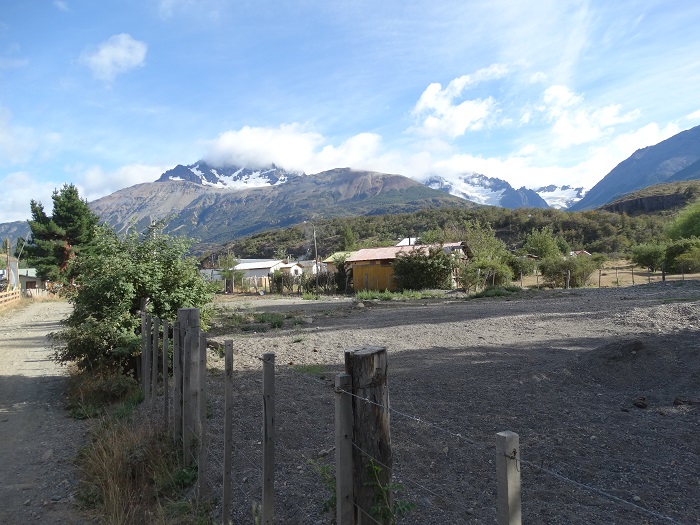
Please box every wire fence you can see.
[138,309,698,525]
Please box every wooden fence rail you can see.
[0,289,21,305]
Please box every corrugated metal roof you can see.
[234,260,282,270]
[347,243,466,262]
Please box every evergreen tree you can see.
[25,184,99,282]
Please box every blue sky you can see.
[1,0,700,223]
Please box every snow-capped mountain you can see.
[535,185,587,209]
[423,173,551,209]
[157,161,303,188]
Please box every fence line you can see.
[138,307,694,525]
[0,289,21,305]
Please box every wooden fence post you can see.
[223,340,234,525]
[144,314,153,400]
[616,267,619,287]
[140,308,146,387]
[162,319,169,432]
[182,330,193,468]
[335,373,354,525]
[496,431,521,525]
[631,267,635,286]
[151,316,160,403]
[197,331,208,501]
[345,346,391,525]
[178,308,199,460]
[173,321,182,443]
[262,353,275,525]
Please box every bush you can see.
[664,238,700,273]
[538,256,597,288]
[631,243,665,272]
[52,224,215,374]
[461,258,513,291]
[392,247,456,291]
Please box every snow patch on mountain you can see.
[424,173,508,206]
[536,185,587,209]
[158,161,302,188]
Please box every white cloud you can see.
[411,64,508,138]
[686,109,700,121]
[0,106,36,164]
[540,85,640,147]
[81,34,147,83]
[53,1,69,11]
[69,163,168,202]
[0,171,56,223]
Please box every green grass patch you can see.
[355,289,447,301]
[468,285,521,300]
[293,363,326,377]
[302,292,321,300]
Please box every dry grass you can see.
[77,415,205,525]
[515,258,700,289]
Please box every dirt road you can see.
[0,301,88,524]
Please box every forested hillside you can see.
[204,206,668,262]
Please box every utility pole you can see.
[304,221,319,291]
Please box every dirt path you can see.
[0,301,88,525]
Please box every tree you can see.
[392,247,455,291]
[216,253,243,292]
[25,184,99,282]
[631,243,665,272]
[667,200,700,240]
[52,224,215,373]
[522,226,563,259]
[332,252,352,293]
[539,257,597,288]
[341,225,357,251]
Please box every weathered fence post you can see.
[632,267,635,285]
[496,431,521,525]
[335,373,354,525]
[139,307,146,388]
[144,314,153,400]
[162,319,169,432]
[345,346,391,525]
[197,331,208,501]
[182,330,193,467]
[223,340,234,525]
[616,267,619,287]
[151,316,160,403]
[177,308,199,459]
[173,321,182,443]
[598,269,601,288]
[262,353,275,525]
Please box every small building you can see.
[323,252,355,273]
[18,268,46,293]
[298,259,325,275]
[279,261,303,276]
[234,260,284,279]
[347,242,467,291]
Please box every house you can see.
[346,242,467,291]
[323,252,355,273]
[279,261,303,277]
[234,260,284,279]
[569,250,592,257]
[298,259,326,275]
[18,268,45,293]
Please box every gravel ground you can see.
[0,300,89,525]
[202,282,700,525]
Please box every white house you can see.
[234,260,284,279]
[279,262,303,276]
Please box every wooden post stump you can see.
[496,431,521,525]
[345,346,391,524]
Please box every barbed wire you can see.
[517,457,689,525]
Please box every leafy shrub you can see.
[664,238,700,272]
[631,243,665,272]
[538,256,597,288]
[461,258,513,291]
[52,224,215,373]
[392,247,455,291]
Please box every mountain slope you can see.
[90,168,476,244]
[599,180,700,215]
[569,124,700,211]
